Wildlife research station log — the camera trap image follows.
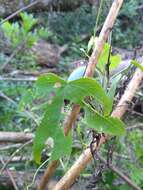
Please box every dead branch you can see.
[0,140,33,174]
[9,68,58,76]
[85,1,124,77]
[0,132,34,143]
[0,143,22,151]
[0,77,37,81]
[37,160,59,190]
[64,104,81,135]
[53,63,143,190]
[0,156,31,163]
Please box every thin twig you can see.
[131,110,143,117]
[96,153,142,190]
[0,157,19,190]
[101,149,129,160]
[8,68,58,76]
[0,156,29,163]
[127,123,143,131]
[0,0,39,26]
[0,91,16,105]
[0,140,32,174]
[0,77,37,81]
[0,143,22,151]
[37,160,59,190]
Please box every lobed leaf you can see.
[33,90,72,163]
[33,73,116,163]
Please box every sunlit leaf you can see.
[20,12,38,32]
[96,43,121,72]
[110,54,122,70]
[97,43,110,72]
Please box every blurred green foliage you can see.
[48,0,143,49]
[1,12,52,49]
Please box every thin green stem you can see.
[93,0,104,37]
[26,158,50,190]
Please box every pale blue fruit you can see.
[67,66,86,82]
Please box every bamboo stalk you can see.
[37,160,59,190]
[111,65,143,118]
[53,63,143,190]
[38,0,125,189]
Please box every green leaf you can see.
[131,167,143,185]
[97,42,121,72]
[51,130,72,160]
[85,107,126,136]
[36,73,66,97]
[26,31,39,47]
[87,36,96,53]
[33,90,72,163]
[19,89,35,111]
[97,43,110,72]
[107,117,126,136]
[131,60,143,72]
[66,78,112,115]
[37,73,112,115]
[38,27,52,39]
[107,74,121,109]
[33,73,115,163]
[1,21,13,39]
[20,12,37,32]
[110,54,122,70]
